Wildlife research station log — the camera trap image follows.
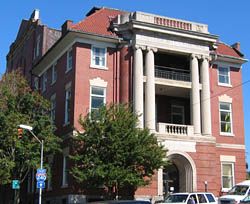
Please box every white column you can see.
[201,56,212,135]
[190,54,201,134]
[133,46,144,128]
[145,47,157,131]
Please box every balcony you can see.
[157,123,194,136]
[155,65,190,82]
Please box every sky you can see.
[0,0,250,167]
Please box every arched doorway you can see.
[163,153,195,193]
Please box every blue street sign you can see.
[36,180,45,189]
[36,168,47,181]
[37,169,46,174]
[12,180,20,189]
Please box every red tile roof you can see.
[70,7,125,37]
[216,42,243,58]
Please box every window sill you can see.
[220,132,235,137]
[65,68,72,74]
[63,122,70,127]
[90,65,108,70]
[61,184,68,188]
[218,83,232,87]
[221,188,230,193]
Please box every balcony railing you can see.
[157,123,194,136]
[155,65,190,82]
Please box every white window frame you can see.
[218,66,231,86]
[42,71,47,93]
[62,148,69,187]
[219,102,233,136]
[171,105,185,124]
[90,46,107,69]
[90,86,106,114]
[64,82,71,125]
[66,48,73,72]
[50,94,56,123]
[51,62,57,84]
[221,162,235,192]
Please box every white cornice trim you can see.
[216,143,245,149]
[132,24,217,43]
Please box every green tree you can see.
[0,71,61,203]
[70,104,167,199]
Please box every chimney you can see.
[30,9,40,21]
[231,42,240,51]
[61,20,73,36]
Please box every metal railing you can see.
[155,65,190,82]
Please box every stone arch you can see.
[165,151,197,192]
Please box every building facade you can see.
[5,6,247,204]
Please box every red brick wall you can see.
[74,42,117,130]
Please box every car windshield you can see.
[228,185,249,195]
[165,195,188,203]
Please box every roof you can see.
[70,7,126,37]
[216,42,244,58]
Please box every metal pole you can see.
[39,140,44,204]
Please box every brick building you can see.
[5,6,247,204]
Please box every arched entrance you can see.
[163,153,195,194]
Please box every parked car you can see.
[239,196,250,204]
[89,200,151,204]
[219,180,250,204]
[159,192,217,204]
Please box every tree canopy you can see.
[0,71,61,186]
[70,104,167,199]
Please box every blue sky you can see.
[1,0,250,167]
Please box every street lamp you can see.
[18,124,44,204]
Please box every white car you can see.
[160,192,217,204]
[219,180,250,204]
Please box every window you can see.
[64,83,71,124]
[171,105,185,124]
[47,155,53,190]
[205,194,215,203]
[36,35,41,57]
[218,66,230,85]
[34,77,39,90]
[197,194,207,204]
[221,163,234,190]
[90,86,106,115]
[220,102,232,134]
[91,46,106,68]
[62,148,69,187]
[50,94,56,123]
[66,48,72,72]
[51,63,57,84]
[42,71,47,92]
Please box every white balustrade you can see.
[157,123,194,136]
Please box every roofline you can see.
[213,53,248,65]
[32,30,124,75]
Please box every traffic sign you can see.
[36,169,47,181]
[36,180,45,189]
[12,180,20,189]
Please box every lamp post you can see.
[19,124,44,204]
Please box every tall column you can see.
[145,47,157,131]
[201,56,212,135]
[190,54,201,135]
[133,46,144,128]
